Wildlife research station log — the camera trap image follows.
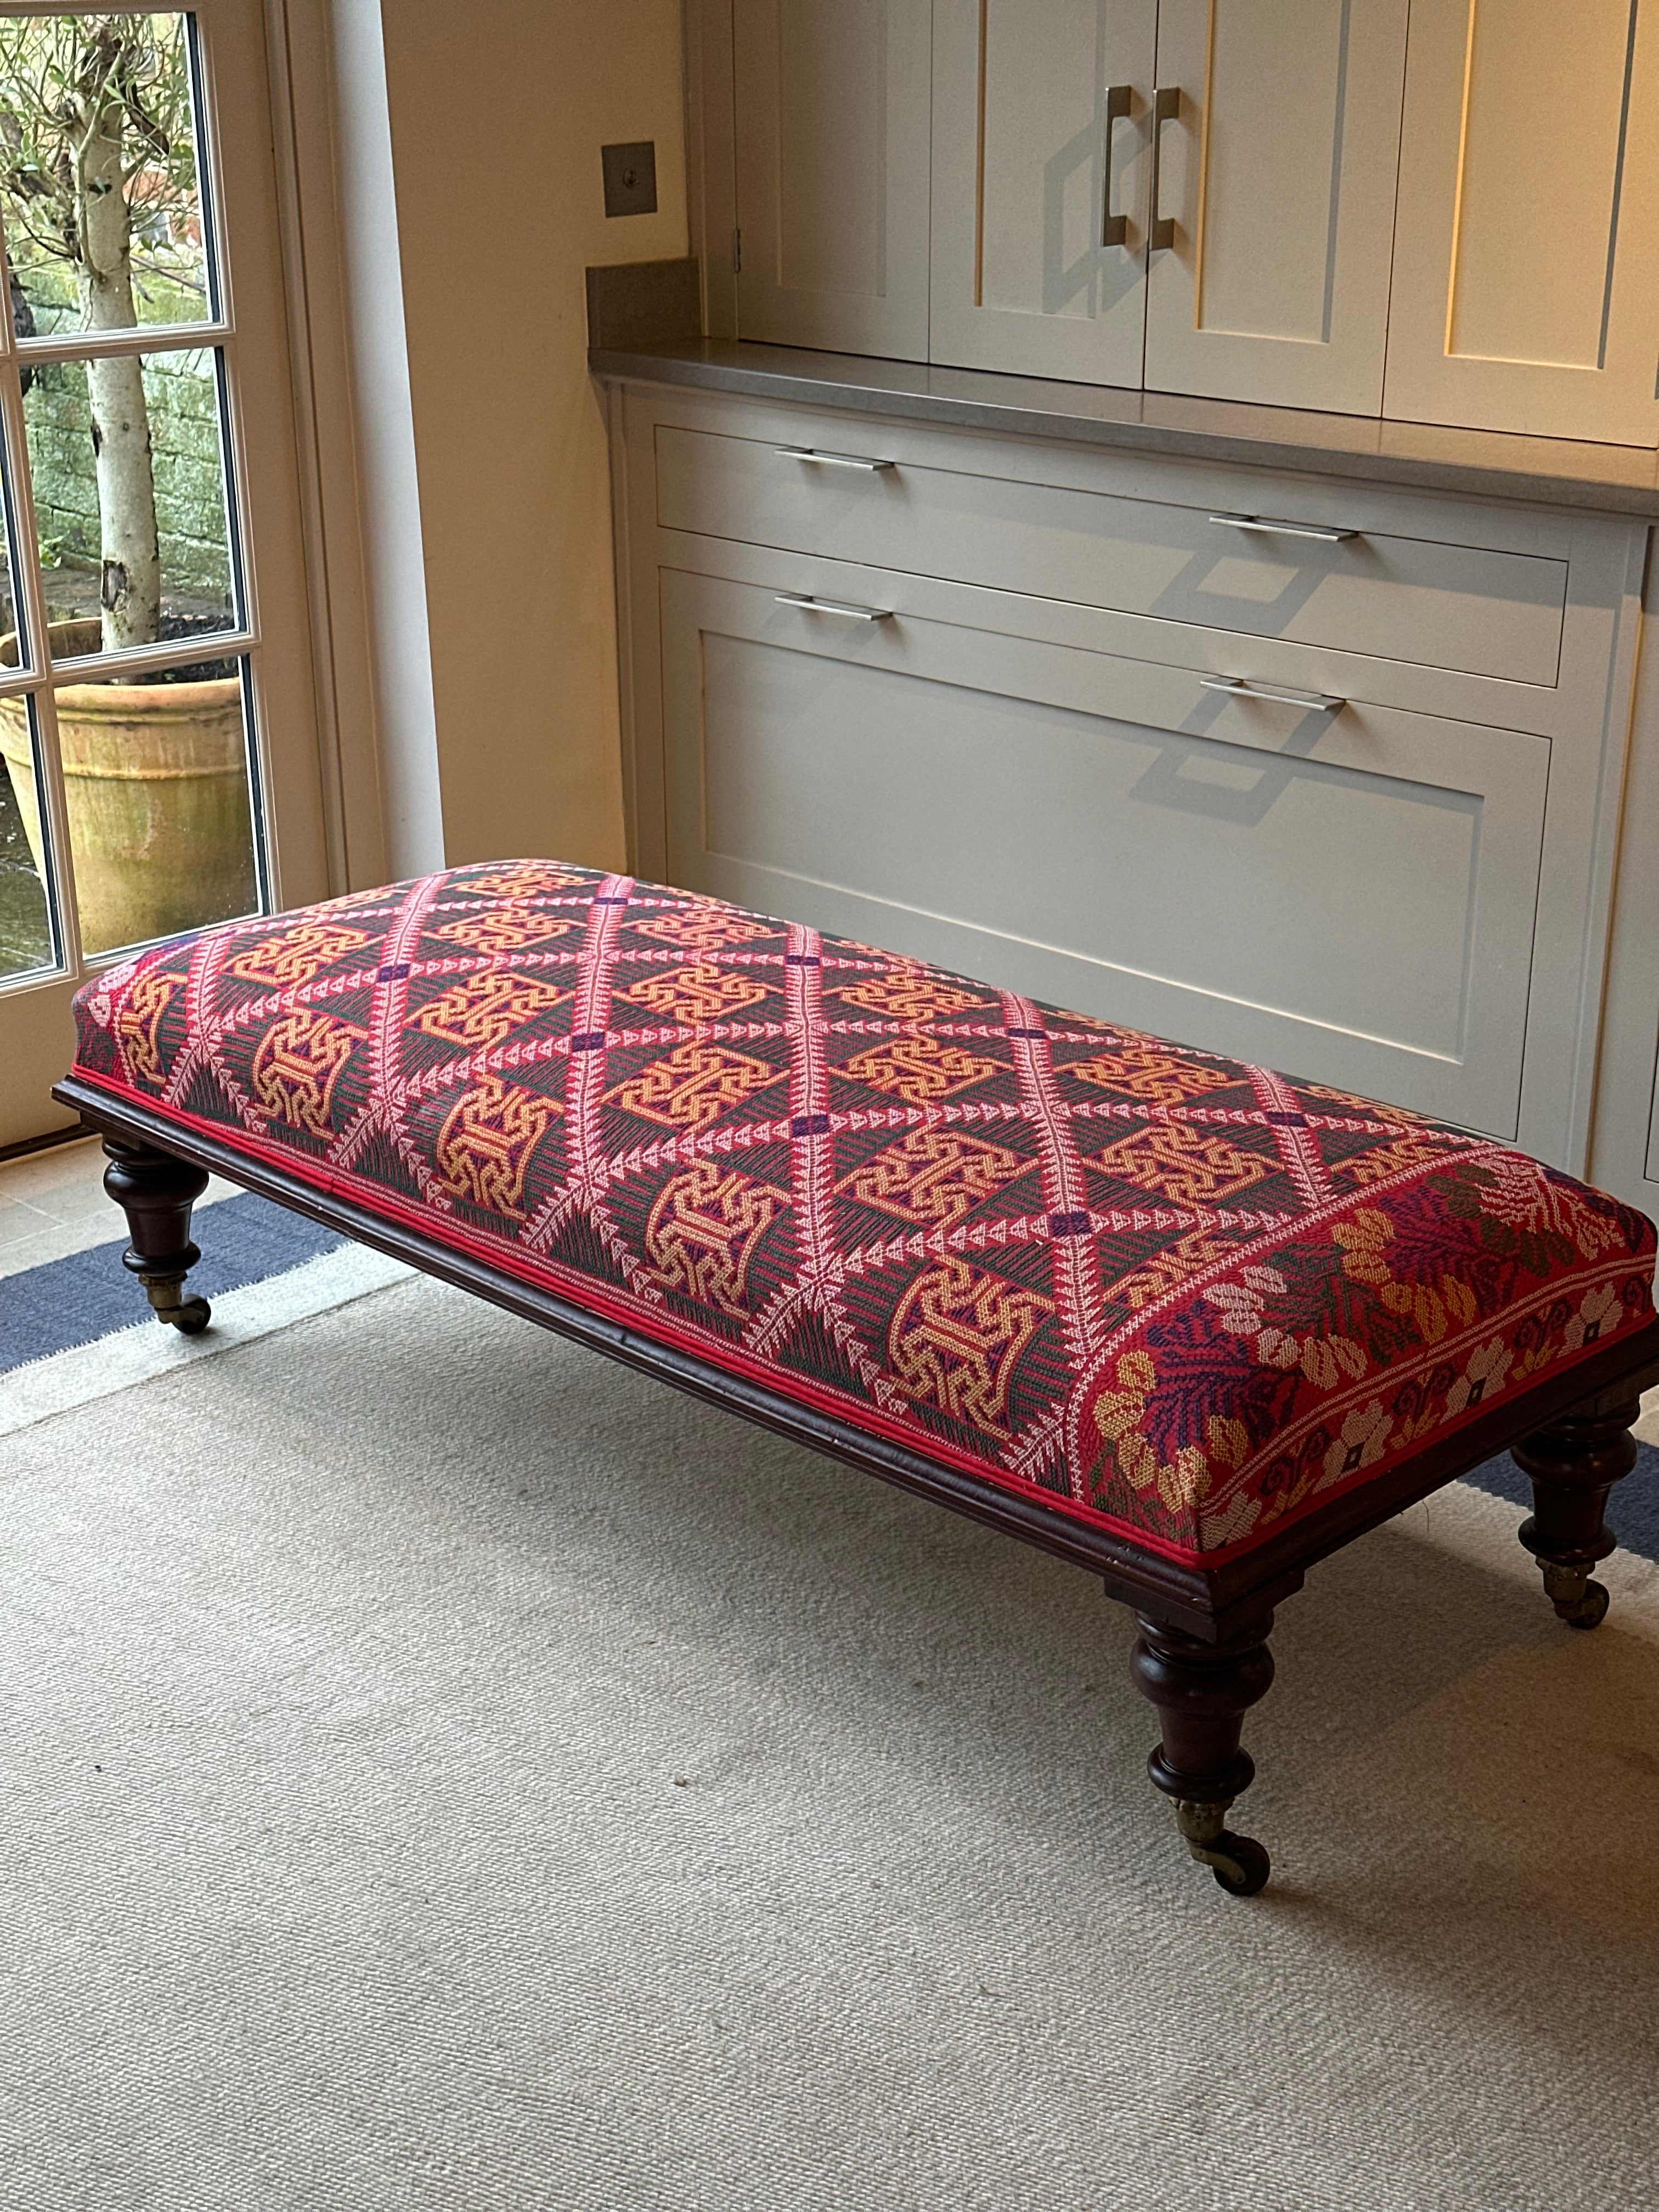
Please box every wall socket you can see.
[601,142,657,218]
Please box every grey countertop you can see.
[589,337,1659,520]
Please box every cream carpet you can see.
[3,1275,1658,2211]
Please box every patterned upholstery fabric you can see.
[70,862,1656,1565]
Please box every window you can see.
[0,9,264,975]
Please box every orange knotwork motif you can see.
[229,922,371,988]
[635,906,774,954]
[414,972,567,1049]
[435,1075,560,1216]
[888,1257,1053,1437]
[837,971,989,1021]
[432,905,574,954]
[622,963,771,1024]
[251,1010,364,1137]
[1092,1122,1274,1207]
[1069,1045,1235,1105]
[645,1160,788,1317]
[464,864,585,898]
[837,1127,1026,1227]
[115,969,180,1085]
[608,1041,781,1130]
[842,1035,999,1105]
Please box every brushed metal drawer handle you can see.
[1102,84,1132,247]
[1209,512,1359,544]
[774,592,891,623]
[1148,86,1180,251]
[1202,675,1346,713]
[774,446,896,472]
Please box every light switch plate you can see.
[601,141,657,218]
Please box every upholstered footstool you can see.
[58,861,1659,1896]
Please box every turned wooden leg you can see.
[1510,1390,1642,1630]
[1129,1609,1276,1897]
[101,1137,212,1334]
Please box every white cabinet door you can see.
[1142,0,1408,415]
[928,0,1157,384]
[733,0,933,360]
[1384,0,1659,445]
[658,565,1549,1139]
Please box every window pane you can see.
[57,649,257,956]
[0,13,211,337]
[24,346,236,658]
[0,693,58,979]
[0,421,20,656]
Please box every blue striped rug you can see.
[1,1193,346,1375]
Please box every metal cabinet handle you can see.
[1101,84,1132,247]
[774,446,896,472]
[774,592,891,623]
[1148,86,1180,250]
[1202,675,1345,713]
[1210,512,1359,544]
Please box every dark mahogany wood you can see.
[1511,1385,1644,1629]
[55,1075,1659,1896]
[100,1135,212,1334]
[1131,1611,1277,1895]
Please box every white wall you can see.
[376,0,687,873]
[325,0,445,881]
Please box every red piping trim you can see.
[68,1067,1653,1571]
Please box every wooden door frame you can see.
[263,0,386,896]
[0,0,363,1148]
[0,0,454,1148]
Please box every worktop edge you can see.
[589,342,1659,521]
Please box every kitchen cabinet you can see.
[603,377,1647,1169]
[1141,0,1408,414]
[928,0,1156,385]
[1589,569,1659,1216]
[700,1,1659,447]
[658,562,1547,1136]
[732,0,933,360]
[1384,0,1659,445]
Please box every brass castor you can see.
[1540,1562,1610,1631]
[136,1266,212,1334]
[1174,1798,1272,1898]
[149,1283,212,1334]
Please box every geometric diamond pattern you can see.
[69,860,1657,1564]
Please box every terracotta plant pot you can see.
[0,617,255,956]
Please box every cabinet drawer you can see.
[659,566,1547,1138]
[656,425,1568,687]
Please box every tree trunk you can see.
[74,74,160,654]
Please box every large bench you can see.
[57,860,1659,1897]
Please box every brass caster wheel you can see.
[1205,1832,1271,1898]
[1558,1579,1610,1632]
[1541,1560,1611,1631]
[1173,1798,1272,1897]
[141,1273,211,1335]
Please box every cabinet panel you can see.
[733,0,933,359]
[1589,582,1659,1213]
[1385,0,1659,444]
[659,567,1547,1136]
[928,0,1156,383]
[1142,0,1407,414]
[655,425,1569,685]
